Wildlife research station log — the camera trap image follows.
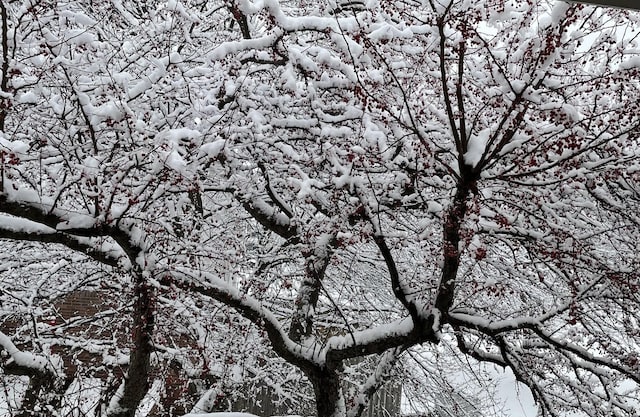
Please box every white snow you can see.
[325,318,414,355]
[181,413,261,417]
[0,214,56,234]
[427,201,443,213]
[619,56,640,70]
[16,91,38,104]
[0,331,58,375]
[368,23,414,41]
[464,128,491,168]
[200,140,226,159]
[56,213,98,230]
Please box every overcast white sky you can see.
[492,367,537,417]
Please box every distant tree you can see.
[1,1,640,417]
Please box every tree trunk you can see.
[435,165,479,313]
[107,276,155,417]
[308,368,345,417]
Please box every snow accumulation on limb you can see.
[239,194,298,240]
[0,330,61,377]
[205,28,286,62]
[236,0,360,32]
[0,192,106,237]
[0,192,144,263]
[181,412,261,417]
[157,269,324,370]
[197,0,364,67]
[447,312,542,334]
[324,318,418,362]
[0,214,122,267]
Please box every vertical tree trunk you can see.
[107,275,155,417]
[435,165,479,313]
[308,368,345,417]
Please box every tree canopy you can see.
[1,1,640,417]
